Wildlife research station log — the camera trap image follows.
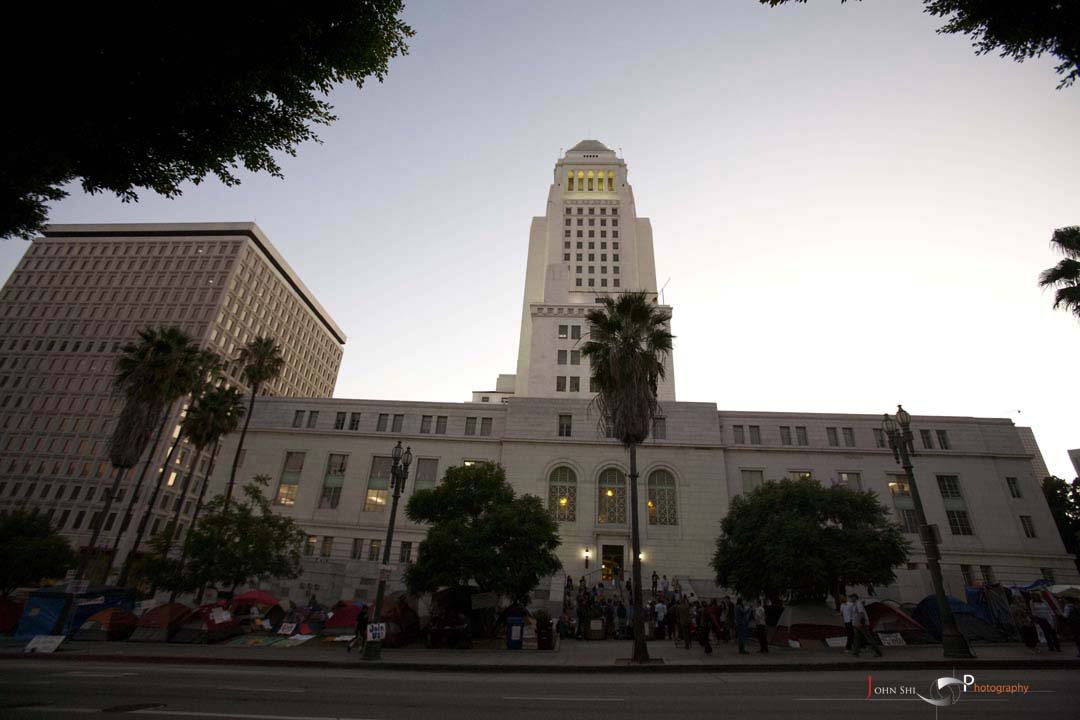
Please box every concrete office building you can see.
[207,142,1078,606]
[0,223,345,563]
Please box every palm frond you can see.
[237,336,286,390]
[1038,258,1080,288]
[1050,226,1080,259]
[1051,284,1080,317]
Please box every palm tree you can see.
[225,337,285,503]
[1038,226,1080,319]
[110,328,205,559]
[582,291,674,664]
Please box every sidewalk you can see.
[2,637,1077,672]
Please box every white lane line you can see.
[61,671,140,677]
[25,709,383,720]
[503,696,624,702]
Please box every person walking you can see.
[1063,598,1080,658]
[752,599,768,653]
[840,594,855,652]
[347,604,369,654]
[651,571,659,597]
[1010,594,1038,652]
[850,594,882,658]
[735,598,752,655]
[1030,594,1061,652]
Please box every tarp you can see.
[0,597,26,635]
[72,608,137,641]
[864,600,932,643]
[770,603,844,646]
[169,603,242,644]
[15,584,134,640]
[129,603,191,642]
[913,595,1007,642]
[1047,585,1080,599]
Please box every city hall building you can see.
[206,141,1079,606]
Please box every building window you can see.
[779,426,792,446]
[435,416,447,434]
[548,466,577,522]
[897,508,919,534]
[304,536,317,557]
[842,427,855,447]
[647,470,677,526]
[399,541,413,564]
[795,426,808,446]
[946,510,974,535]
[936,430,950,450]
[937,475,962,499]
[571,325,581,340]
[320,536,334,558]
[960,564,974,587]
[391,414,403,432]
[570,350,581,365]
[1020,515,1037,538]
[741,469,764,494]
[319,453,347,509]
[420,415,432,434]
[558,325,568,339]
[827,427,839,447]
[836,472,861,490]
[413,458,438,492]
[873,428,886,448]
[732,425,745,444]
[569,376,580,392]
[558,350,567,365]
[334,412,346,430]
[1006,477,1022,498]
[981,565,996,584]
[292,410,304,428]
[598,468,627,524]
[306,411,319,429]
[558,414,572,437]
[790,471,813,481]
[350,538,363,560]
[465,417,477,436]
[349,412,361,431]
[376,413,389,432]
[363,456,393,511]
[652,416,667,440]
[556,376,566,392]
[275,452,305,506]
[749,425,761,445]
[920,429,934,449]
[480,417,493,436]
[368,539,382,562]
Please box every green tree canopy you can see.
[1038,226,1080,320]
[1,3,414,239]
[0,509,77,597]
[711,477,909,602]
[761,1,1079,89]
[404,463,562,606]
[1042,475,1080,571]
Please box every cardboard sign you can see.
[210,608,231,624]
[278,622,297,636]
[25,635,65,654]
[877,632,906,646]
[366,622,386,641]
[67,581,89,595]
[824,636,849,648]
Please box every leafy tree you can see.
[712,478,910,603]
[1042,475,1080,572]
[182,477,306,597]
[1038,226,1080,320]
[760,1,1079,88]
[582,291,673,664]
[1,3,414,239]
[404,463,562,607]
[0,509,77,597]
[226,337,286,503]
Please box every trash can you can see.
[506,616,524,650]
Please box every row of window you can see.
[565,229,619,240]
[730,424,951,450]
[958,564,1057,587]
[565,171,616,192]
[547,466,677,526]
[303,535,413,565]
[291,410,494,437]
[275,452,441,511]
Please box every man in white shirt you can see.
[840,595,855,651]
[850,594,882,658]
[654,599,667,640]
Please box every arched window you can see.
[548,466,577,522]
[567,171,575,192]
[587,170,595,192]
[607,171,615,191]
[647,469,677,525]
[598,468,626,524]
[577,170,585,190]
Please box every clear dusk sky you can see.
[2,1,1078,477]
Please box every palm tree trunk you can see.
[109,408,171,557]
[180,440,218,605]
[628,443,650,663]
[117,427,186,586]
[75,465,128,582]
[225,384,258,506]
[160,447,203,556]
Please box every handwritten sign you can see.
[25,635,65,654]
[366,622,386,641]
[278,622,297,636]
[877,632,906,646]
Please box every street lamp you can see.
[881,405,974,658]
[362,441,413,661]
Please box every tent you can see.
[913,595,1007,642]
[0,597,24,635]
[322,603,365,636]
[382,592,420,648]
[72,608,137,641]
[14,584,134,640]
[231,590,279,613]
[864,600,932,643]
[770,603,845,646]
[1048,585,1080,600]
[169,603,242,644]
[129,603,191,642]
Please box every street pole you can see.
[362,441,412,661]
[883,406,975,659]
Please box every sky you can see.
[2,0,1078,477]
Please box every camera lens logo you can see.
[917,677,966,707]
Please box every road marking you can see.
[503,696,624,702]
[61,671,140,678]
[26,709,383,720]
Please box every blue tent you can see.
[913,595,1006,642]
[14,584,134,640]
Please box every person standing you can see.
[661,574,670,598]
[724,596,736,644]
[840,595,855,652]
[753,599,769,653]
[347,605,369,654]
[654,597,667,640]
[677,596,692,649]
[698,603,713,655]
[1063,598,1080,658]
[850,594,882,658]
[735,598,752,655]
[1010,594,1038,652]
[616,600,628,640]
[651,571,659,597]
[1030,594,1061,652]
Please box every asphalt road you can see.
[0,661,1076,719]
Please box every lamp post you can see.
[362,441,412,661]
[882,405,974,659]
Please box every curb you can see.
[2,653,1077,674]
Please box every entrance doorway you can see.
[601,544,624,583]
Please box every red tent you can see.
[72,608,137,641]
[322,604,362,635]
[231,589,278,610]
[130,603,191,642]
[170,603,241,644]
[865,599,931,642]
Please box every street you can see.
[0,661,1076,719]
